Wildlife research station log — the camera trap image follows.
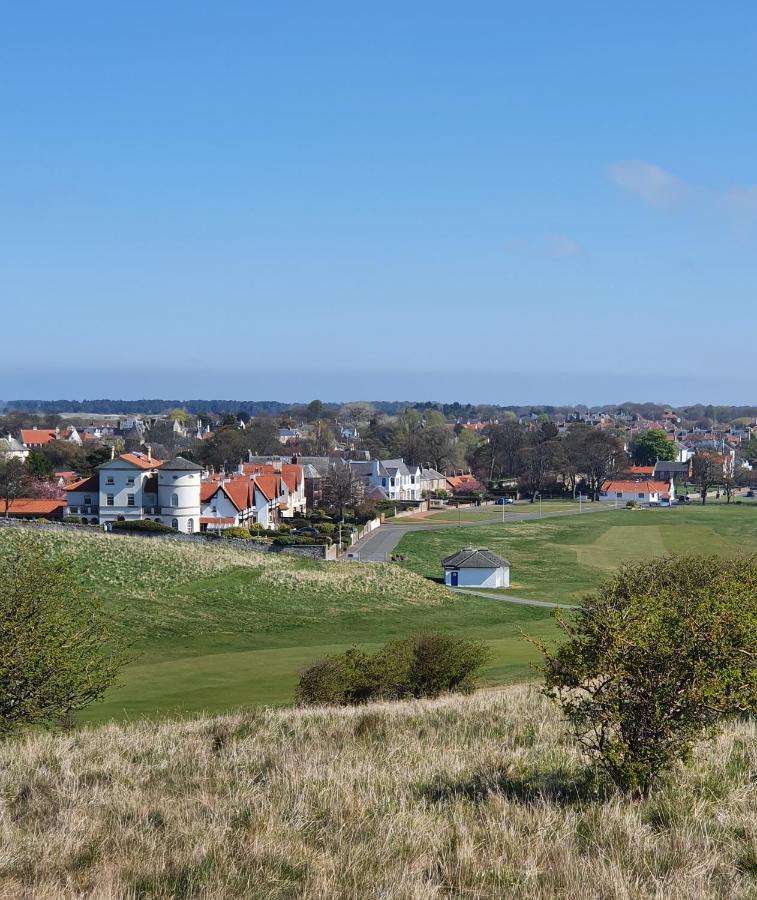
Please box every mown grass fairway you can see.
[0,529,560,723]
[395,504,757,604]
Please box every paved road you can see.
[348,502,616,562]
[450,587,578,610]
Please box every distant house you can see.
[653,460,691,482]
[0,435,28,461]
[599,480,673,505]
[446,474,484,495]
[420,467,447,494]
[441,547,510,588]
[348,458,422,501]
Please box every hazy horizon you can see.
[0,368,753,408]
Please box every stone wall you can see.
[0,518,338,561]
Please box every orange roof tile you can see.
[253,474,281,502]
[201,482,221,502]
[119,452,163,470]
[1,499,67,515]
[222,480,252,512]
[64,475,99,493]
[20,429,57,445]
[602,481,670,494]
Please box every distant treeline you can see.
[3,398,757,423]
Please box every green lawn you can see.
[0,529,559,723]
[416,499,587,524]
[394,504,757,605]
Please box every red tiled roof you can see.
[201,482,221,502]
[446,474,484,493]
[0,499,67,515]
[253,474,281,502]
[119,453,162,470]
[222,480,252,512]
[628,466,655,475]
[20,429,57,445]
[602,481,670,494]
[64,475,99,493]
[200,516,236,525]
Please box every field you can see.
[395,504,757,605]
[1,686,753,899]
[0,529,560,723]
[411,499,587,524]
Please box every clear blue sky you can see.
[2,2,757,404]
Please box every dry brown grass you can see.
[0,686,754,899]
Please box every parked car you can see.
[677,496,690,504]
[659,498,671,507]
[292,527,320,536]
[494,497,514,505]
[747,490,755,498]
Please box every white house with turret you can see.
[64,451,202,533]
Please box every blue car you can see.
[495,497,514,505]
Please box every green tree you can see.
[538,555,757,797]
[0,538,124,736]
[26,449,55,478]
[631,429,677,465]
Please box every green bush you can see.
[538,555,757,797]
[63,515,82,524]
[221,526,252,540]
[298,633,490,705]
[626,500,638,509]
[110,519,176,533]
[272,534,331,546]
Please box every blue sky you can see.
[2,2,757,404]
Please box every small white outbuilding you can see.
[441,547,511,589]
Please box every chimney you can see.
[147,445,152,464]
[110,445,116,460]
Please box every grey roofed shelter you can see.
[441,547,511,569]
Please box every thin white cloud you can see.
[545,234,581,256]
[606,160,688,208]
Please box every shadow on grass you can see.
[419,767,610,807]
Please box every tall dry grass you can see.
[0,686,754,899]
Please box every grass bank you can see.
[0,529,559,722]
[0,686,753,899]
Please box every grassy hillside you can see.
[396,505,757,604]
[0,686,753,899]
[0,529,560,722]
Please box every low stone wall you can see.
[0,517,337,561]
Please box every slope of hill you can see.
[0,686,753,899]
[0,529,560,721]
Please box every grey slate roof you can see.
[441,547,511,569]
[161,455,203,471]
[654,461,689,474]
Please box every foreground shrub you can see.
[111,519,176,533]
[221,526,252,540]
[538,555,757,797]
[298,633,490,705]
[0,537,124,736]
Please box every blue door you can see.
[450,570,458,587]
